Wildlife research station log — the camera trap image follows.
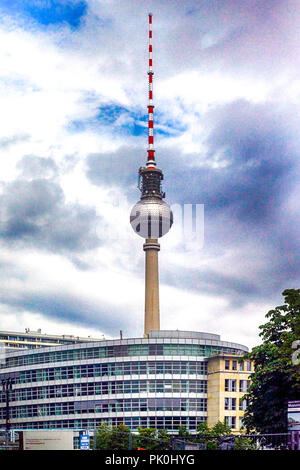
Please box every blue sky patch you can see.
[0,0,87,29]
[96,104,131,124]
[68,104,186,138]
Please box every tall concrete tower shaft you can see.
[143,238,160,335]
[130,14,173,337]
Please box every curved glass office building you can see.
[0,330,248,433]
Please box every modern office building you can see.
[0,330,251,434]
[0,329,105,351]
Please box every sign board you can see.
[22,431,74,450]
[288,401,300,431]
[80,431,90,450]
[288,401,300,450]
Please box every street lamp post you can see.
[1,377,13,450]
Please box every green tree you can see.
[177,425,189,437]
[211,421,232,437]
[135,427,159,451]
[95,422,112,450]
[196,422,210,437]
[243,289,300,433]
[196,422,213,449]
[234,436,255,450]
[157,429,172,450]
[95,423,130,450]
[195,421,232,449]
[110,424,130,450]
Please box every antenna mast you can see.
[147,13,156,168]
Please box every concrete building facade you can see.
[207,355,253,433]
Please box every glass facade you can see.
[0,333,248,433]
[2,343,245,369]
[12,360,207,384]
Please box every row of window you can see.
[13,361,208,385]
[1,343,36,349]
[0,398,208,419]
[2,344,245,369]
[74,397,207,413]
[1,336,50,342]
[1,379,208,403]
[224,397,249,411]
[225,379,250,392]
[224,359,252,371]
[5,416,207,431]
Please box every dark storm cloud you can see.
[161,229,300,309]
[86,146,141,197]
[168,100,295,220]
[86,98,300,307]
[71,0,300,85]
[167,101,299,304]
[0,177,100,253]
[0,289,131,336]
[160,0,300,79]
[87,99,296,225]
[160,266,261,307]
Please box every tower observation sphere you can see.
[130,197,173,239]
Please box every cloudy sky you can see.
[0,0,299,349]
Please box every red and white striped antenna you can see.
[147,13,156,168]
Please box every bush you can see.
[234,436,256,450]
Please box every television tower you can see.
[130,13,173,337]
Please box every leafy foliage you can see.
[95,422,112,450]
[110,424,130,450]
[95,424,171,450]
[243,289,300,433]
[210,421,233,437]
[233,436,256,450]
[196,421,233,449]
[177,425,190,437]
[134,427,158,451]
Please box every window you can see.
[246,361,252,371]
[225,416,236,429]
[225,397,236,410]
[225,379,236,392]
[239,380,248,393]
[239,361,244,371]
[225,360,230,370]
[232,360,237,370]
[239,398,248,411]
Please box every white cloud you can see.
[0,2,298,350]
